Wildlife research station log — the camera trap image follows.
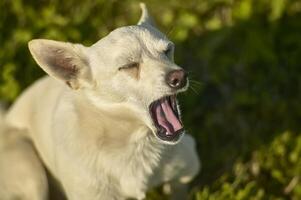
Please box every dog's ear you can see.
[28,39,91,90]
[137,3,156,27]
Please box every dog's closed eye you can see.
[163,43,174,60]
[164,48,171,57]
[118,62,140,79]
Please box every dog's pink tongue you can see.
[155,98,182,135]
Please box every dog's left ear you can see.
[28,39,91,90]
[137,3,156,27]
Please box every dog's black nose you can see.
[166,69,187,89]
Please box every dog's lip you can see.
[155,127,185,143]
[149,95,184,143]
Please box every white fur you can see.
[0,4,200,200]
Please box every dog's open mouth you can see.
[149,95,184,143]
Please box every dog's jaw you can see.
[83,87,187,145]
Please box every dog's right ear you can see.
[137,3,156,27]
[28,39,91,90]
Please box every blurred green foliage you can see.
[195,131,301,199]
[1,0,301,199]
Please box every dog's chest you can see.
[74,135,165,199]
[116,138,164,199]
[55,105,165,199]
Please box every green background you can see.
[1,0,301,199]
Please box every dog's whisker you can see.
[188,81,203,94]
[166,26,175,37]
[189,80,203,89]
[189,85,200,95]
[190,83,202,89]
[190,82,202,89]
[189,79,202,85]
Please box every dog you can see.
[0,3,200,200]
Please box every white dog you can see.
[0,3,200,200]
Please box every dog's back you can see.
[5,76,63,131]
[0,106,48,200]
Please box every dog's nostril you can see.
[166,69,187,89]
[171,78,180,86]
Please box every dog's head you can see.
[28,3,189,144]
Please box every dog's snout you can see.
[166,69,187,89]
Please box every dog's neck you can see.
[73,94,151,144]
[69,93,166,166]
[65,94,165,198]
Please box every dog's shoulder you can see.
[5,76,65,129]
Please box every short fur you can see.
[0,4,200,200]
